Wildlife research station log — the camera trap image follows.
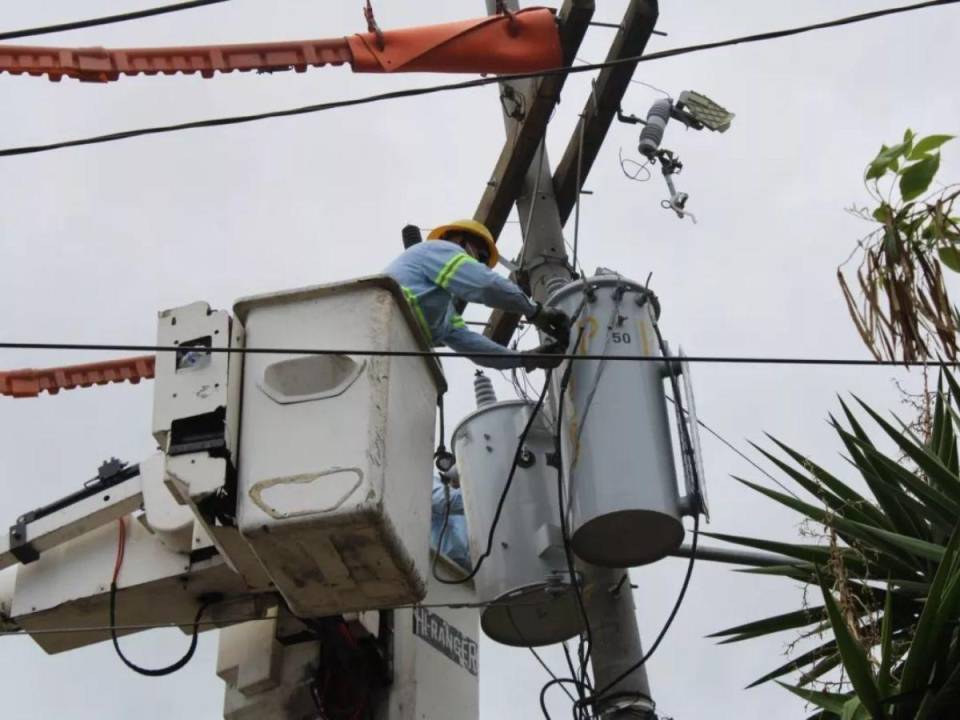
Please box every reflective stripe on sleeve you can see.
[402,287,433,343]
[435,252,476,290]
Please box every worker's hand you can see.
[521,341,566,372]
[528,303,571,344]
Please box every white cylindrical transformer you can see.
[547,273,686,567]
[452,400,583,647]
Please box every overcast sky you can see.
[1,1,959,718]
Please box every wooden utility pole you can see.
[480,2,661,718]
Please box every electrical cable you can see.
[572,115,585,274]
[541,678,587,720]
[503,607,578,705]
[0,0,230,41]
[3,340,958,368]
[108,517,221,676]
[2,0,956,157]
[431,370,553,585]
[618,147,652,182]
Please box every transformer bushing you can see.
[547,272,692,568]
[453,394,583,647]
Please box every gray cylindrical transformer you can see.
[452,400,583,647]
[547,273,685,567]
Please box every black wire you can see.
[562,639,595,720]
[2,339,957,369]
[0,0,230,41]
[503,607,578,706]
[109,582,219,676]
[1,0,956,157]
[541,679,586,720]
[431,370,553,585]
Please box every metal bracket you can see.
[8,513,39,564]
[4,458,141,568]
[495,0,520,36]
[363,1,386,51]
[654,149,697,223]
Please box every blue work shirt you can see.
[385,239,537,369]
[431,476,471,571]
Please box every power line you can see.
[1,0,955,158]
[0,0,230,42]
[1,340,957,369]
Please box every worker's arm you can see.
[441,323,525,369]
[429,245,537,316]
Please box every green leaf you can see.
[867,162,889,181]
[738,565,930,597]
[841,697,870,720]
[764,435,890,527]
[846,519,945,561]
[937,246,960,273]
[818,571,886,719]
[752,440,890,530]
[832,427,928,540]
[867,141,912,181]
[745,638,838,687]
[900,153,941,202]
[878,589,894,698]
[899,522,960,698]
[908,134,954,161]
[853,397,960,507]
[703,531,832,565]
[733,478,922,576]
[847,436,960,530]
[872,204,894,223]
[709,606,828,641]
[918,659,960,720]
[778,682,851,714]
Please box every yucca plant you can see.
[710,370,960,719]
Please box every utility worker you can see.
[431,473,470,571]
[385,219,570,370]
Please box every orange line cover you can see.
[0,356,155,398]
[0,8,562,83]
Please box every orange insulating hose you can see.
[0,355,155,398]
[0,7,562,83]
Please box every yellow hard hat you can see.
[427,219,499,269]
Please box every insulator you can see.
[401,224,423,249]
[544,276,570,298]
[473,370,497,408]
[638,98,672,159]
